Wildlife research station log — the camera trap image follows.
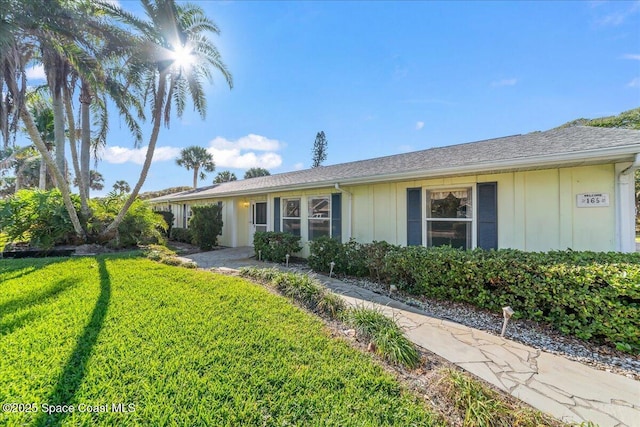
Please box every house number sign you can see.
[576,193,609,208]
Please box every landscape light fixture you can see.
[501,306,514,337]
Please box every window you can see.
[282,198,301,237]
[308,196,330,240]
[426,189,472,249]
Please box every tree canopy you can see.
[176,146,215,189]
[0,0,232,243]
[244,167,270,179]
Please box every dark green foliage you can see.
[312,130,328,168]
[156,210,174,236]
[189,204,223,250]
[308,237,393,278]
[243,167,270,179]
[253,231,302,262]
[0,189,78,249]
[89,193,166,248]
[169,227,192,243]
[384,246,640,352]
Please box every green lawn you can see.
[0,255,440,426]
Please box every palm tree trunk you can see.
[79,81,92,206]
[39,156,46,189]
[102,70,168,237]
[52,88,67,185]
[193,166,199,189]
[21,105,85,238]
[65,83,90,215]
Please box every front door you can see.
[250,201,267,245]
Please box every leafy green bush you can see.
[189,204,223,250]
[308,236,346,272]
[253,231,302,262]
[90,194,166,248]
[170,227,192,243]
[382,246,640,352]
[0,189,79,249]
[156,210,174,236]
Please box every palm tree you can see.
[101,0,232,236]
[113,180,131,194]
[244,167,270,179]
[176,146,215,189]
[214,170,237,183]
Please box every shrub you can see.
[156,210,175,236]
[381,246,640,352]
[170,227,193,243]
[253,231,302,262]
[308,236,346,273]
[0,189,78,249]
[90,195,166,248]
[189,204,223,250]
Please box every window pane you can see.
[283,219,301,237]
[428,189,471,219]
[427,221,471,249]
[255,202,267,225]
[308,197,330,218]
[284,199,300,218]
[309,219,330,240]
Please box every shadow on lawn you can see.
[0,278,78,337]
[34,258,111,427]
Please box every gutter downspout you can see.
[334,183,352,240]
[616,153,640,252]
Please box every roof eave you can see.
[150,145,639,203]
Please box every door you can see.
[249,201,267,245]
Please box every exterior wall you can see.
[151,163,619,253]
[341,164,616,251]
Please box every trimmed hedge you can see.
[253,231,302,263]
[170,227,192,243]
[309,241,640,353]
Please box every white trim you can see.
[423,186,475,249]
[615,158,639,252]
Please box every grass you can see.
[0,255,440,426]
[439,369,559,427]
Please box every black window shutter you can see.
[331,193,342,242]
[477,182,498,250]
[406,188,422,246]
[273,197,281,232]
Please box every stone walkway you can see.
[179,247,640,427]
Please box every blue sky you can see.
[23,0,640,195]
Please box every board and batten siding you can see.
[152,163,617,253]
[346,164,616,252]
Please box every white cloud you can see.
[206,134,284,169]
[594,1,640,26]
[628,77,640,88]
[207,147,282,169]
[210,134,283,151]
[622,53,640,60]
[102,145,180,164]
[491,78,518,87]
[293,162,304,170]
[26,65,46,81]
[415,121,424,130]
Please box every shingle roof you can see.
[151,126,640,202]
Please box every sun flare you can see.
[171,44,194,70]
